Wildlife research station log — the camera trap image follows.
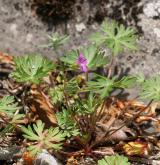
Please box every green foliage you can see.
[0,20,146,160]
[56,109,79,137]
[60,50,78,67]
[82,45,108,69]
[0,114,25,136]
[74,93,101,114]
[86,74,114,98]
[86,74,137,98]
[0,124,14,136]
[140,75,160,101]
[49,85,64,104]
[0,95,24,136]
[21,120,66,155]
[114,76,137,88]
[11,54,55,84]
[46,33,69,50]
[60,45,108,71]
[90,20,137,56]
[64,77,81,95]
[98,154,130,165]
[136,73,145,84]
[0,95,21,117]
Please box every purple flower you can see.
[77,53,88,73]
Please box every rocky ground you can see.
[0,1,160,164]
[0,0,159,76]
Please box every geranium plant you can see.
[0,19,159,165]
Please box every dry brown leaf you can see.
[0,52,14,65]
[96,120,135,142]
[136,116,158,123]
[123,141,150,156]
[110,98,157,123]
[27,85,57,127]
[95,98,137,142]
[97,98,146,122]
[66,156,78,165]
[153,120,160,133]
[149,102,160,115]
[0,52,15,75]
[96,97,122,123]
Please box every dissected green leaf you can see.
[82,45,108,69]
[56,109,79,137]
[98,154,130,165]
[140,75,160,101]
[60,45,108,71]
[136,73,145,84]
[113,76,137,88]
[0,95,20,117]
[86,74,114,98]
[11,54,55,84]
[60,50,78,67]
[21,124,40,141]
[90,20,137,56]
[21,120,66,155]
[0,96,24,135]
[0,124,14,137]
[49,85,64,104]
[86,75,138,98]
[74,92,101,114]
[89,32,105,46]
[64,77,80,95]
[47,127,66,143]
[46,33,69,50]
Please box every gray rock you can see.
[154,28,160,38]
[75,23,86,32]
[143,0,160,18]
[0,145,21,160]
[34,150,62,165]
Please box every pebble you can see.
[154,28,160,38]
[143,0,160,18]
[34,150,62,165]
[10,24,18,36]
[26,33,33,43]
[75,23,86,32]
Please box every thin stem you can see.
[90,103,101,129]
[107,56,115,78]
[62,68,71,108]
[21,83,30,113]
[85,72,89,81]
[96,100,106,122]
[64,92,70,108]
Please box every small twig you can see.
[58,149,84,157]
